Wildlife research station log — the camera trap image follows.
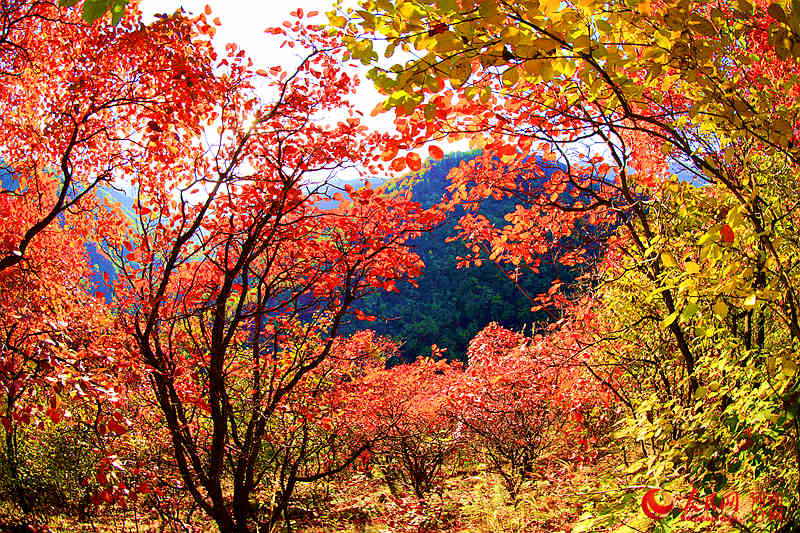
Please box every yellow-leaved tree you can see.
[337,0,800,530]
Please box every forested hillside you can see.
[346,151,581,362]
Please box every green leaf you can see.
[110,0,128,25]
[697,230,715,246]
[681,301,698,320]
[82,0,109,23]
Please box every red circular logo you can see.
[642,488,675,519]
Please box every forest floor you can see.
[11,464,585,533]
[293,470,573,533]
[7,457,755,532]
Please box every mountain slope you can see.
[344,152,578,363]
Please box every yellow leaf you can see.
[661,310,679,329]
[782,357,797,377]
[661,251,677,268]
[398,2,421,21]
[685,261,700,274]
[500,26,520,43]
[539,61,553,81]
[523,59,541,76]
[329,14,347,27]
[744,292,757,308]
[502,66,520,86]
[713,299,729,318]
[661,74,680,91]
[540,0,561,13]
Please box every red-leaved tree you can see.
[0,0,213,520]
[107,12,442,531]
[448,320,616,496]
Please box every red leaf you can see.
[406,152,422,171]
[107,420,127,435]
[721,223,734,243]
[428,23,448,36]
[46,407,62,424]
[428,145,444,160]
[370,102,385,117]
[381,144,398,161]
[391,157,406,172]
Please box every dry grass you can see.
[2,460,622,532]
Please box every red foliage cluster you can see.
[358,357,462,498]
[443,320,614,493]
[340,319,617,501]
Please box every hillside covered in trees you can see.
[345,151,582,363]
[2,1,800,532]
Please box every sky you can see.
[136,0,473,173]
[139,1,336,71]
[137,0,401,183]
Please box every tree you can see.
[106,12,441,530]
[0,195,129,516]
[337,0,800,335]
[466,320,615,491]
[354,355,462,499]
[0,0,214,522]
[0,1,214,274]
[339,0,800,528]
[455,324,557,496]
